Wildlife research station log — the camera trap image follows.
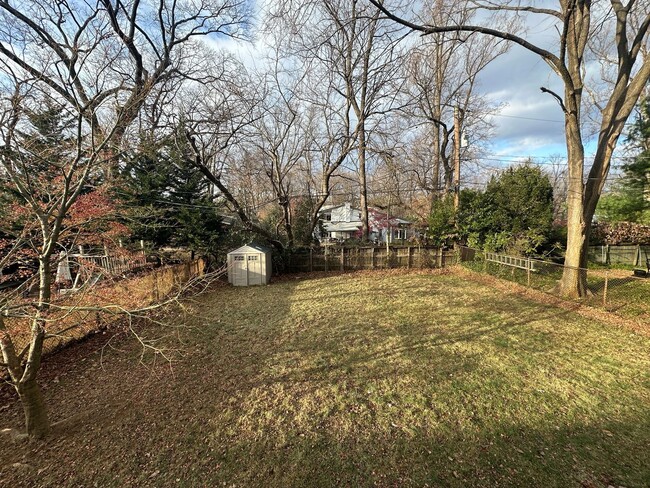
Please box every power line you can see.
[488,113,564,124]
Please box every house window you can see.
[323,213,332,221]
[234,255,245,261]
[394,229,406,240]
[247,255,258,261]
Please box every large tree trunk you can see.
[556,108,589,297]
[14,256,53,437]
[280,195,294,248]
[17,378,50,439]
[557,210,589,297]
[1,300,51,439]
[430,122,441,211]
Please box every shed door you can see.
[247,254,262,285]
[232,255,247,286]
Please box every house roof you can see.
[393,218,411,225]
[319,203,350,212]
[318,202,412,226]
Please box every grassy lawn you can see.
[464,258,650,320]
[1,270,649,487]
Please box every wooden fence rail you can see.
[285,246,457,273]
[71,253,148,276]
[484,252,537,271]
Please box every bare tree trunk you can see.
[280,195,294,248]
[0,259,52,438]
[430,125,441,211]
[17,377,49,439]
[558,194,589,297]
[556,112,589,295]
[16,256,53,437]
[359,126,370,240]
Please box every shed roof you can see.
[228,243,271,255]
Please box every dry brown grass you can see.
[1,269,649,487]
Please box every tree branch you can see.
[185,131,285,251]
[540,86,567,113]
[369,0,562,71]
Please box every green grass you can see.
[464,258,650,319]
[1,270,649,487]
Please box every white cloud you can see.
[477,42,569,158]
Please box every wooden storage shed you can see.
[227,244,272,286]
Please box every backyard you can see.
[1,269,649,487]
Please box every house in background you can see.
[316,202,414,243]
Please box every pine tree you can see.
[120,128,225,257]
[120,137,175,246]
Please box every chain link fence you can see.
[459,247,650,323]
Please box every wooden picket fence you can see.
[285,246,457,273]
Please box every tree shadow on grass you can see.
[263,299,575,384]
[204,411,650,488]
[1,275,649,488]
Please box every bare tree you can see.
[179,65,289,250]
[0,84,119,439]
[403,0,508,207]
[248,57,312,247]
[267,0,407,241]
[372,0,650,297]
[0,0,249,438]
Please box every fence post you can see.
[325,246,328,272]
[437,247,443,268]
[527,258,531,287]
[407,246,411,269]
[340,247,345,271]
[603,271,608,306]
[371,247,376,269]
[309,248,313,272]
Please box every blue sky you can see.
[216,1,636,181]
[479,45,570,164]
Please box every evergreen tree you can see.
[597,98,650,223]
[120,137,175,246]
[167,132,224,255]
[456,163,554,255]
[120,129,225,258]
